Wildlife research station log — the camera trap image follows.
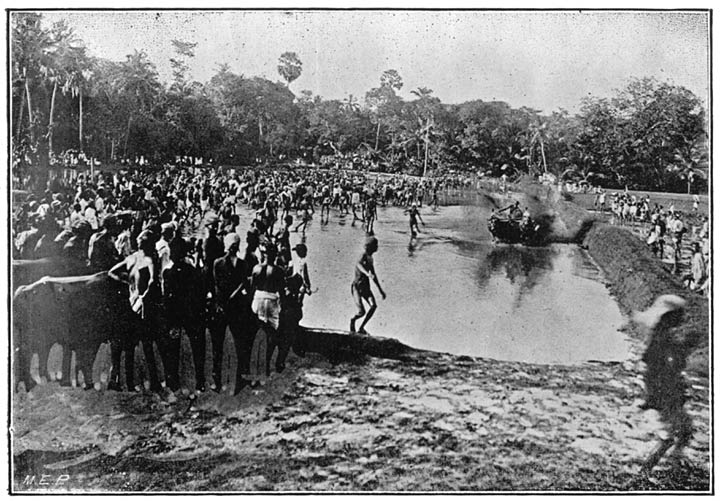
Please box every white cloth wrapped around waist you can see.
[252,290,281,329]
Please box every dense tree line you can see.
[12,13,708,193]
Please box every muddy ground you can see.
[11,346,711,492]
[11,181,712,492]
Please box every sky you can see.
[34,10,710,114]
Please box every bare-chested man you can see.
[405,202,425,237]
[250,243,285,380]
[350,236,386,335]
[364,196,377,235]
[294,197,312,233]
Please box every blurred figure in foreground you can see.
[633,294,695,472]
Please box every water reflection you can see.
[474,245,556,307]
[407,233,445,257]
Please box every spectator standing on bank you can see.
[211,233,251,393]
[162,238,207,393]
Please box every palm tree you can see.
[89,59,127,162]
[342,94,360,114]
[527,121,549,175]
[411,87,436,177]
[417,118,437,177]
[277,51,302,91]
[365,70,404,152]
[671,139,708,194]
[41,20,86,165]
[12,13,52,146]
[53,29,89,153]
[75,65,93,152]
[559,164,606,187]
[40,62,61,163]
[117,50,161,158]
[169,39,198,94]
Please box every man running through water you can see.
[364,196,377,235]
[405,202,425,237]
[350,236,386,335]
[294,197,311,233]
[320,186,332,221]
[351,189,363,224]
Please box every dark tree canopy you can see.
[11,14,708,193]
[277,51,303,88]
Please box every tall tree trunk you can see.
[79,87,83,151]
[110,138,115,161]
[374,121,381,151]
[423,138,429,177]
[124,116,132,160]
[48,80,58,162]
[540,139,547,174]
[258,117,264,154]
[16,89,25,142]
[25,77,34,143]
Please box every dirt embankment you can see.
[582,225,709,377]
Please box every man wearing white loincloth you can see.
[249,243,285,384]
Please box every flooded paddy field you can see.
[301,203,630,364]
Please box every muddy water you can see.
[298,203,630,364]
[39,198,630,382]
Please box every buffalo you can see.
[12,272,137,391]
